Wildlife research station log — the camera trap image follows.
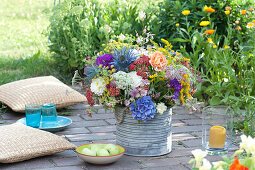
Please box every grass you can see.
[0,0,68,85]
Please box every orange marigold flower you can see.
[229,157,249,170]
[253,19,255,23]
[241,10,247,15]
[149,51,168,71]
[204,6,215,13]
[204,29,215,34]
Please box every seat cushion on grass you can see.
[0,123,76,163]
[0,76,86,113]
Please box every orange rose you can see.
[204,29,215,34]
[149,51,168,71]
[229,157,249,170]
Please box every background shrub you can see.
[48,0,155,75]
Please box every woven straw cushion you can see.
[0,123,76,163]
[0,76,86,112]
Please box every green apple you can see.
[89,144,102,152]
[81,148,96,156]
[105,144,119,155]
[96,149,110,156]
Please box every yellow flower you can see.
[207,38,213,44]
[200,21,210,26]
[246,22,255,28]
[224,45,230,49]
[241,10,247,15]
[176,23,180,27]
[225,10,230,15]
[213,44,217,48]
[253,20,255,23]
[182,10,190,16]
[176,52,180,56]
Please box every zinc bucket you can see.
[115,107,172,156]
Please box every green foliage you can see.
[175,11,255,136]
[48,0,154,74]
[48,0,107,74]
[151,0,231,49]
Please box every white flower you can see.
[191,149,207,168]
[212,161,226,170]
[111,71,132,90]
[240,135,255,156]
[199,159,212,170]
[138,11,146,21]
[118,33,125,41]
[128,71,143,89]
[90,78,106,96]
[156,103,167,115]
[137,37,143,45]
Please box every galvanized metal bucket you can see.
[115,107,172,156]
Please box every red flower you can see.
[229,157,249,170]
[85,88,95,106]
[107,85,120,96]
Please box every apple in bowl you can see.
[75,143,125,164]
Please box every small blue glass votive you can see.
[41,103,57,127]
[25,104,42,128]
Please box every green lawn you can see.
[0,0,68,85]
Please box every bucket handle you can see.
[114,107,130,125]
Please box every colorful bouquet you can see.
[83,38,202,122]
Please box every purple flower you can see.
[96,54,114,68]
[140,89,148,97]
[168,78,182,99]
[124,100,131,106]
[173,91,179,99]
[155,92,161,98]
[129,96,156,122]
[130,89,140,98]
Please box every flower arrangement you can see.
[189,135,255,170]
[83,38,201,122]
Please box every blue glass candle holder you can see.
[25,104,42,128]
[41,103,57,127]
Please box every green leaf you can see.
[171,38,190,42]
[209,96,221,106]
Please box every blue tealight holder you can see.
[41,103,57,127]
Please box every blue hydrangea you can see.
[129,96,156,122]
